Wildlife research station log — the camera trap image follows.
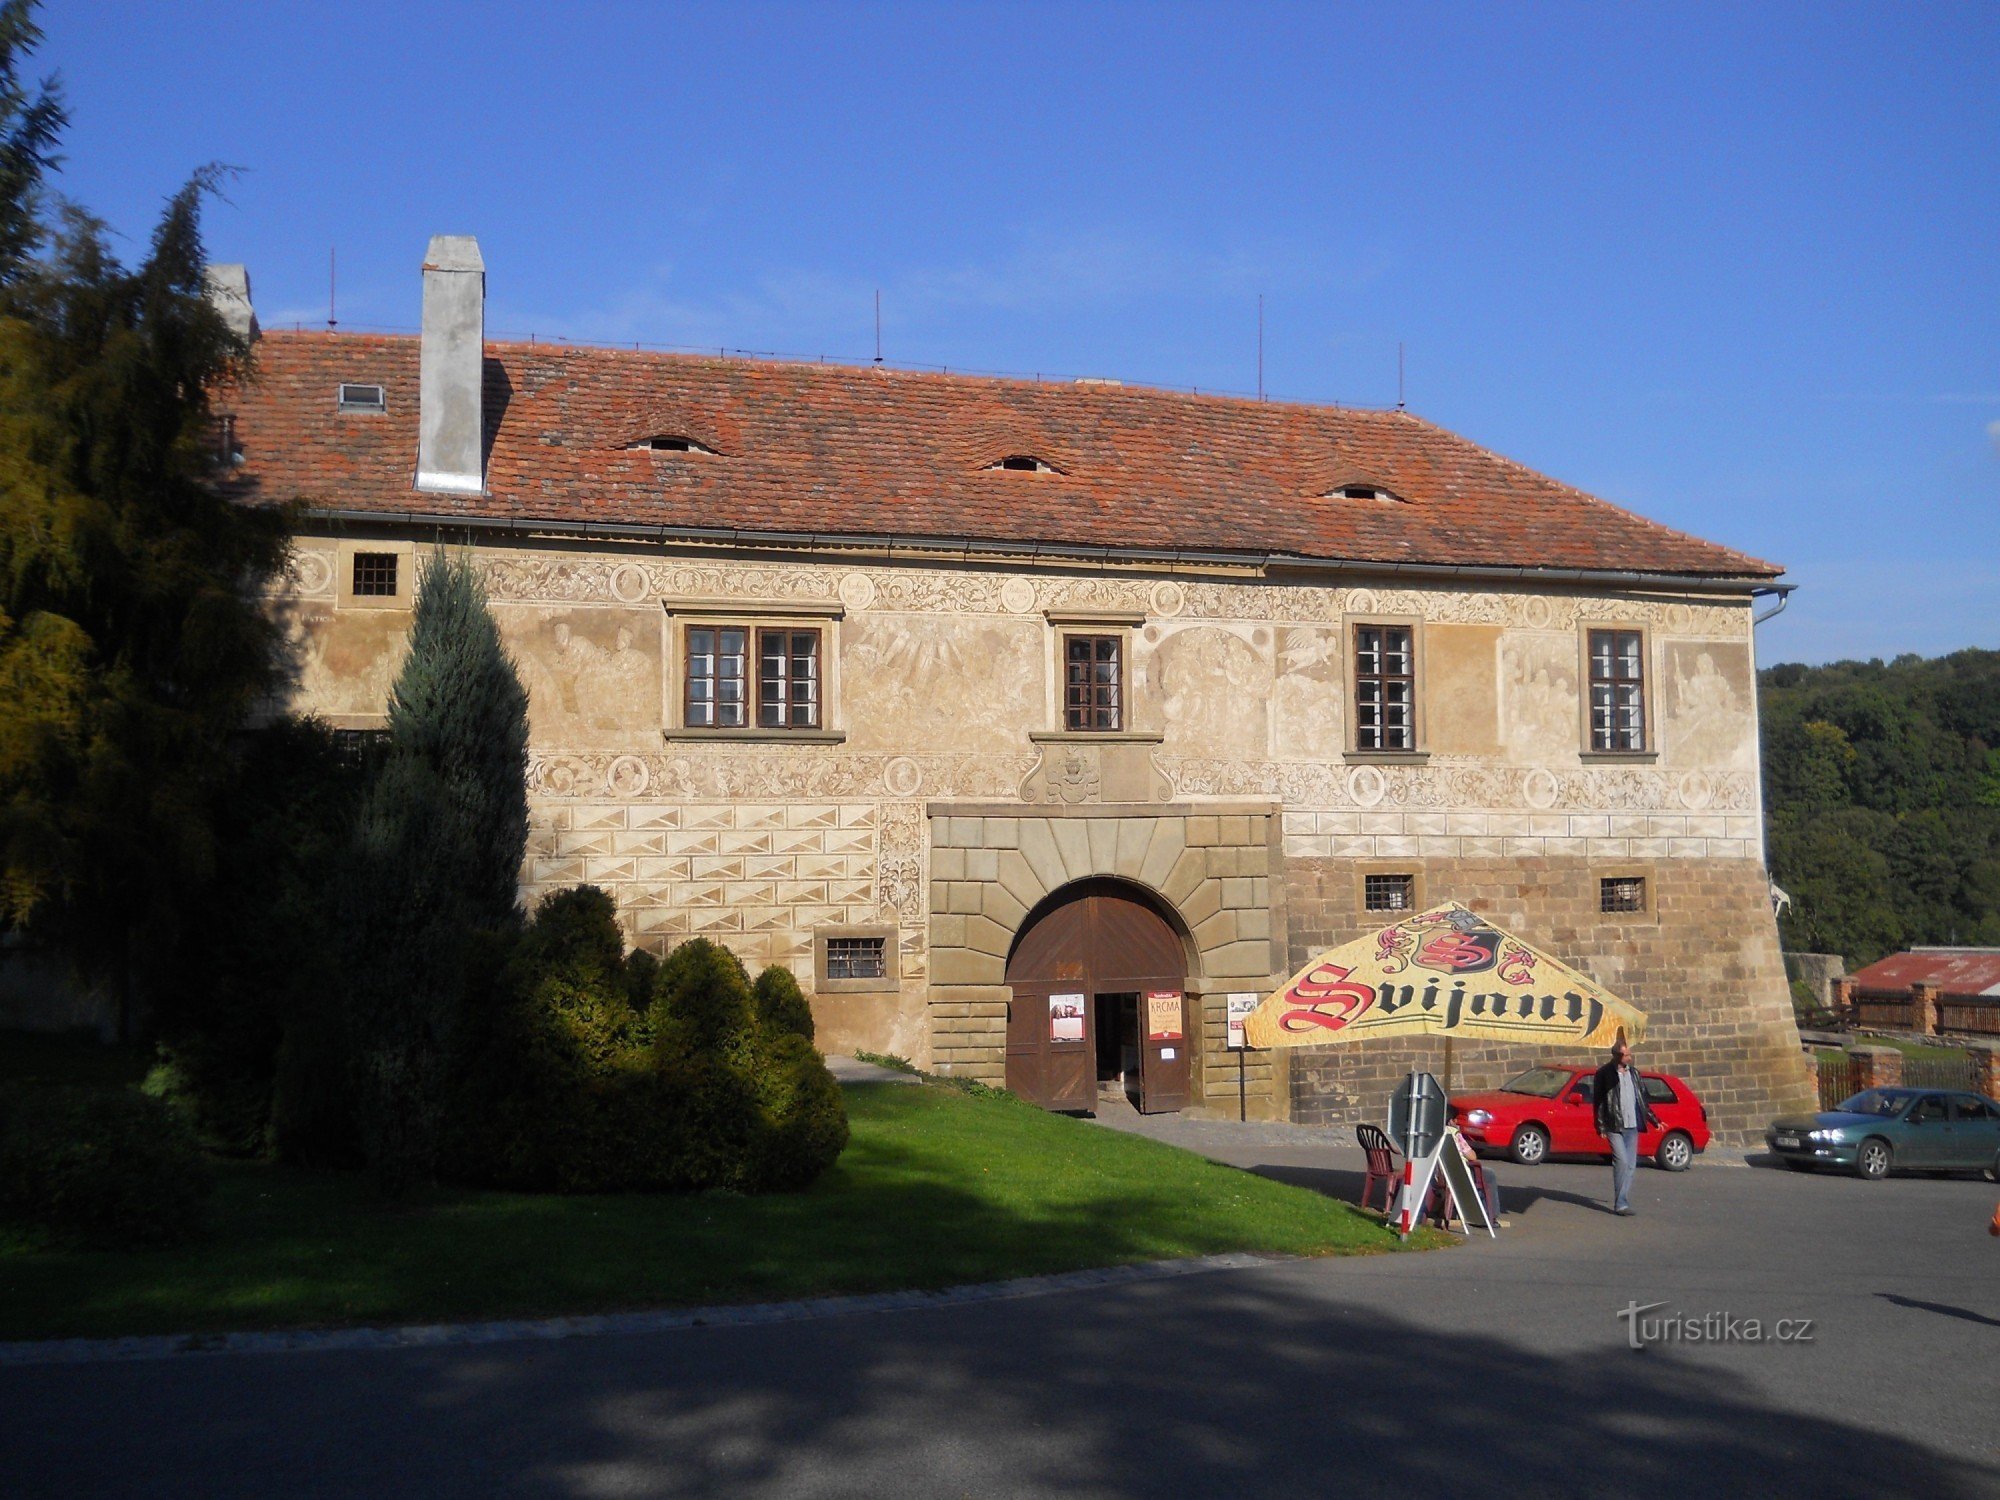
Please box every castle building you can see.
[219,237,1816,1139]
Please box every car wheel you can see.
[1855,1137,1893,1181]
[1654,1131,1694,1172]
[1987,1152,2000,1185]
[1510,1123,1550,1166]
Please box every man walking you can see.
[1593,1038,1659,1216]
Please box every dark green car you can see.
[1765,1088,2000,1180]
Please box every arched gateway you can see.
[1004,878,1192,1114]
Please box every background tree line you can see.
[1763,647,2000,967]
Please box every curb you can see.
[0,1251,1286,1368]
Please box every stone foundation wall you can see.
[1284,856,1816,1144]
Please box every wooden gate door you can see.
[1004,980,1094,1112]
[1137,990,1191,1113]
[1006,879,1188,1113]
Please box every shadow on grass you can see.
[0,1084,1406,1340]
[2,1268,1994,1497]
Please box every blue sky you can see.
[42,2,1998,666]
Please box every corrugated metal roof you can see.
[1847,948,2000,997]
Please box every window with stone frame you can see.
[1588,629,1647,752]
[757,628,821,729]
[1364,873,1417,912]
[1063,633,1123,731]
[683,624,822,730]
[1353,624,1415,751]
[823,935,887,981]
[351,551,399,598]
[1600,875,1647,914]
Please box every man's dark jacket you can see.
[1592,1060,1661,1136]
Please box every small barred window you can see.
[1364,874,1416,912]
[352,552,399,597]
[1601,877,1646,914]
[824,936,887,981]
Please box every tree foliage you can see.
[0,3,288,1033]
[341,550,529,1192]
[1763,648,2000,965]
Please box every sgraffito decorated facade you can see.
[221,237,1817,1141]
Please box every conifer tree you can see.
[0,2,289,1033]
[341,549,528,1190]
[384,548,530,930]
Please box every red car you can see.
[1451,1063,1710,1171]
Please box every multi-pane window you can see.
[351,552,399,597]
[684,625,822,730]
[1353,625,1415,751]
[1601,876,1646,914]
[1064,635,1122,731]
[1589,629,1646,751]
[758,628,821,729]
[1364,873,1416,912]
[685,626,749,727]
[824,936,887,981]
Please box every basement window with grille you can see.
[1364,874,1416,912]
[336,383,387,413]
[824,936,888,982]
[815,929,897,992]
[351,552,399,598]
[1601,876,1647,914]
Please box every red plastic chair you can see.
[1356,1123,1400,1215]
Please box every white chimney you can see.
[416,234,485,495]
[203,263,259,343]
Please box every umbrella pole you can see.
[1443,1034,1454,1093]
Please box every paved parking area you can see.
[3,1108,1997,1497]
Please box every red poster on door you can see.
[1146,991,1184,1041]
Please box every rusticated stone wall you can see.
[1284,856,1817,1143]
[923,803,1289,1115]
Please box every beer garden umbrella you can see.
[1242,903,1644,1081]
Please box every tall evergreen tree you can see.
[341,549,528,1190]
[385,548,530,930]
[0,3,289,1033]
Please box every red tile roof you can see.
[220,331,1781,580]
[1848,949,2000,998]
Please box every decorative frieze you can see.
[461,550,1750,637]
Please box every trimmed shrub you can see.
[0,1085,213,1247]
[753,965,815,1044]
[446,910,846,1194]
[651,937,756,1052]
[622,949,659,1013]
[748,1031,849,1189]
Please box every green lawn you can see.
[0,1081,1425,1342]
[1819,1035,1978,1064]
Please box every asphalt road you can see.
[4,1119,1998,1499]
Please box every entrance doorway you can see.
[1004,878,1192,1114]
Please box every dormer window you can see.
[1325,481,1403,502]
[988,454,1057,473]
[632,435,716,454]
